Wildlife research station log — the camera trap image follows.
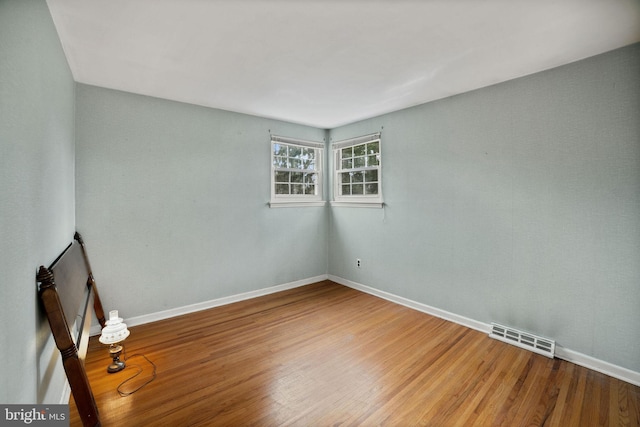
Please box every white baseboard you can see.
[328,275,490,334]
[555,346,640,387]
[329,275,640,387]
[91,274,329,335]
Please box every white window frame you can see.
[331,133,383,208]
[270,135,325,208]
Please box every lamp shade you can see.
[99,310,130,345]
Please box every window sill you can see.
[269,201,327,208]
[330,201,384,208]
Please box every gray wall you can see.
[0,0,76,403]
[75,85,328,319]
[329,43,640,373]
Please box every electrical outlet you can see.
[356,258,361,268]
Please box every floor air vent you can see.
[489,323,555,358]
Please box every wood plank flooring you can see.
[70,281,640,426]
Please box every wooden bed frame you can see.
[37,232,106,427]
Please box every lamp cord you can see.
[117,347,157,397]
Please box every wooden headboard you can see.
[37,232,106,427]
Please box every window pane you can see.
[275,184,289,194]
[273,143,287,156]
[275,171,289,182]
[291,172,303,183]
[289,146,302,158]
[302,147,315,160]
[367,141,379,154]
[332,137,381,203]
[291,184,304,194]
[273,156,287,167]
[272,140,323,203]
[365,169,378,182]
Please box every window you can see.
[270,135,325,207]
[332,133,383,208]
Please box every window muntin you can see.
[270,136,324,207]
[333,133,382,207]
[273,144,318,195]
[338,140,380,196]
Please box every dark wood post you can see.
[37,266,101,427]
[74,232,106,329]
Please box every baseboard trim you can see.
[329,275,490,334]
[91,274,329,335]
[329,274,640,387]
[555,346,640,387]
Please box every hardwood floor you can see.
[70,281,640,426]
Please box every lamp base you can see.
[107,343,126,374]
[107,360,126,373]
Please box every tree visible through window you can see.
[333,133,383,207]
[273,144,318,195]
[270,136,324,207]
[338,140,380,196]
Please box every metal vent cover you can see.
[489,323,555,358]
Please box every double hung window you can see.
[332,133,383,207]
[270,135,324,207]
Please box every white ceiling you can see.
[46,0,640,129]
